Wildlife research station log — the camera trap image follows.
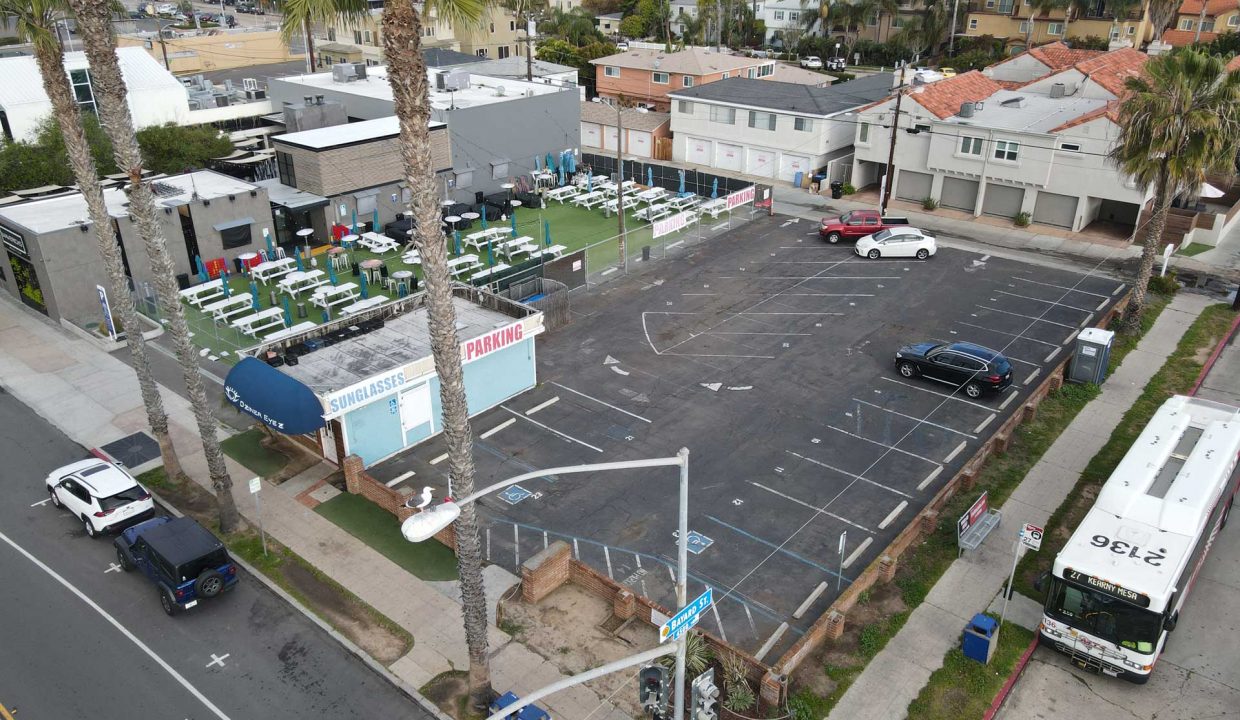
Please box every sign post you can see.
[837,530,847,590]
[1000,523,1043,627]
[249,477,267,556]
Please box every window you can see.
[1019,20,1029,32]
[364,30,372,44]
[510,20,516,30]
[867,12,878,25]
[69,68,96,115]
[969,18,978,28]
[1179,18,1193,30]
[220,224,252,250]
[366,59,378,66]
[489,22,495,32]
[985,0,994,6]
[1230,14,1239,26]
[327,27,336,41]
[710,106,736,124]
[498,45,511,59]
[747,67,757,78]
[1047,21,1064,34]
[774,10,784,19]
[959,136,983,155]
[276,151,296,186]
[794,117,813,132]
[683,75,694,87]
[353,30,363,44]
[789,11,798,20]
[721,71,729,79]
[748,111,777,130]
[993,140,1019,161]
[997,0,1013,11]
[757,63,773,77]
[653,71,669,84]
[455,169,473,188]
[859,122,871,143]
[356,194,377,215]
[604,65,620,77]
[476,48,487,57]
[914,122,931,133]
[1202,19,1215,31]
[891,15,904,27]
[1127,25,1134,33]
[678,100,694,113]
[491,160,509,179]
[1059,142,1081,152]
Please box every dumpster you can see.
[829,180,844,199]
[490,691,552,720]
[962,613,998,664]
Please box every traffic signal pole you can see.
[674,449,689,720]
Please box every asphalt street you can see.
[0,390,431,720]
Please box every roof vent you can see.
[1000,96,1025,108]
[1050,82,1066,98]
[958,102,975,118]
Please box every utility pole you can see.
[158,31,170,70]
[880,63,906,216]
[1193,0,1209,42]
[613,99,628,271]
[949,0,960,53]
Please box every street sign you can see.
[1020,523,1043,551]
[249,477,262,494]
[659,587,712,643]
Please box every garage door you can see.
[686,137,712,165]
[602,125,619,152]
[1033,191,1078,228]
[582,122,601,149]
[746,148,776,177]
[779,154,811,182]
[628,130,652,159]
[895,171,933,202]
[716,143,743,172]
[982,184,1024,218]
[940,177,979,212]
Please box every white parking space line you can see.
[30,498,50,507]
[1014,276,1108,298]
[878,377,994,411]
[1095,297,1110,311]
[976,305,1076,329]
[944,441,968,463]
[514,525,521,567]
[917,467,943,491]
[743,604,758,638]
[879,501,909,529]
[1062,330,1079,345]
[994,290,1095,313]
[525,396,560,415]
[603,546,614,579]
[573,538,580,559]
[666,240,684,250]
[1044,347,1062,363]
[754,622,789,663]
[479,418,515,439]
[823,424,942,465]
[707,331,814,336]
[430,453,448,465]
[842,537,873,569]
[501,406,604,453]
[955,321,1058,347]
[550,382,652,424]
[1079,313,1095,328]
[851,399,978,439]
[711,603,728,643]
[787,450,913,498]
[1001,354,1041,368]
[0,529,233,720]
[973,414,996,434]
[749,482,873,533]
[793,582,829,619]
[600,267,617,276]
[999,390,1020,411]
[684,292,874,298]
[386,471,414,488]
[1024,368,1042,385]
[1112,283,1125,295]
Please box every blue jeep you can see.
[113,516,238,615]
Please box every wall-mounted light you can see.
[229,194,236,202]
[250,189,258,197]
[202,199,210,206]
[79,224,90,233]
[164,207,172,215]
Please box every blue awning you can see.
[224,357,325,435]
[213,217,255,231]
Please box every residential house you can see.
[116,29,301,75]
[579,101,671,159]
[267,118,451,247]
[763,0,810,46]
[448,56,580,85]
[668,73,895,181]
[549,0,586,10]
[315,5,456,67]
[1160,0,1240,46]
[456,5,529,61]
[0,171,270,324]
[768,63,836,87]
[595,13,623,35]
[963,0,1160,54]
[591,47,776,112]
[670,0,700,38]
[851,49,1152,232]
[980,40,1103,84]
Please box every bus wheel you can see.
[1222,496,1233,529]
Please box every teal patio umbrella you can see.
[510,209,518,236]
[221,272,231,298]
[294,248,304,271]
[481,211,488,230]
[647,167,654,187]
[454,229,461,255]
[678,169,686,195]
[328,262,338,286]
[544,219,551,246]
[487,237,494,267]
[249,280,259,310]
[372,208,380,233]
[263,228,274,258]
[351,209,358,235]
[360,272,370,299]
[545,152,555,171]
[711,178,719,198]
[322,309,330,323]
[558,163,565,186]
[281,296,292,325]
[195,255,207,282]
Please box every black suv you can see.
[114,516,238,615]
[894,341,1013,398]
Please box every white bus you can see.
[1037,395,1240,683]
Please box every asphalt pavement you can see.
[0,390,432,720]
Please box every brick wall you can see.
[520,540,571,602]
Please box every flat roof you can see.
[273,116,446,150]
[280,296,517,394]
[272,65,568,111]
[254,179,327,209]
[938,89,1108,134]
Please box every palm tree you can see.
[1103,0,1140,45]
[540,6,605,45]
[276,0,369,72]
[870,0,899,43]
[1024,0,1072,48]
[4,0,188,484]
[894,0,952,57]
[381,0,494,709]
[67,0,242,533]
[1110,49,1240,330]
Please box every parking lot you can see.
[370,214,1127,660]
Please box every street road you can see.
[0,391,432,720]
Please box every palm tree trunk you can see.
[382,1,492,710]
[31,43,186,485]
[69,0,240,533]
[304,18,316,72]
[1124,161,1171,332]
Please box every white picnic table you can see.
[637,187,668,203]
[202,294,254,322]
[264,321,317,342]
[178,278,225,307]
[252,257,297,284]
[635,202,672,221]
[310,282,359,309]
[604,196,640,213]
[448,254,482,277]
[471,263,510,282]
[278,269,327,296]
[545,186,579,203]
[699,198,728,218]
[668,195,701,210]
[401,249,422,265]
[232,307,286,337]
[618,180,640,193]
[359,232,400,254]
[496,236,536,259]
[340,295,389,315]
[463,227,512,251]
[571,191,607,209]
[528,244,567,260]
[574,174,609,187]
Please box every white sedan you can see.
[855,227,937,259]
[800,56,823,69]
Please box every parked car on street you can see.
[893,341,1013,398]
[826,56,847,71]
[800,55,823,69]
[854,226,936,259]
[819,209,909,243]
[114,516,239,616]
[45,458,155,537]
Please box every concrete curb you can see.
[146,487,455,720]
[984,636,1040,720]
[1190,312,1240,396]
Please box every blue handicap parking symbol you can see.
[685,531,713,555]
[498,485,534,505]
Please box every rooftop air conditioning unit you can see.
[958,101,975,118]
[1050,82,1066,98]
[243,78,258,91]
[332,63,356,83]
[354,63,367,79]
[1000,96,1025,108]
[444,71,470,90]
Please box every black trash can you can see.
[829,180,844,200]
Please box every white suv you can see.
[46,459,155,537]
[800,56,823,69]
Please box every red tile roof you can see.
[1027,42,1106,71]
[1161,28,1221,46]
[907,70,1003,119]
[1075,47,1149,96]
[1176,0,1238,17]
[1050,100,1122,132]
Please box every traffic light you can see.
[638,664,670,716]
[691,668,719,720]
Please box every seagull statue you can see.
[414,486,434,510]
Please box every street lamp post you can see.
[403,449,692,720]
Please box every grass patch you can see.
[315,492,460,581]
[220,428,289,477]
[1013,301,1238,599]
[1175,242,1212,257]
[906,618,1035,720]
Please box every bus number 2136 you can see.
[1090,535,1166,566]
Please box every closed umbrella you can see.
[373,208,380,233]
[328,262,338,286]
[566,151,576,174]
[281,296,291,325]
[351,209,358,235]
[360,272,370,299]
[487,237,494,267]
[558,163,565,186]
[711,178,719,199]
[322,309,330,323]
[587,174,592,194]
[481,210,488,230]
[195,255,207,283]
[221,272,231,298]
[454,229,461,255]
[647,167,654,187]
[678,169,686,195]
[249,281,260,310]
[263,228,274,258]
[546,152,555,171]
[294,248,304,271]
[544,219,551,246]
[510,210,518,236]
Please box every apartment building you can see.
[315,4,526,66]
[1160,0,1240,46]
[591,47,776,112]
[964,0,1159,54]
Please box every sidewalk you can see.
[824,291,1215,720]
[0,298,629,720]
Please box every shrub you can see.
[1072,34,1111,50]
[842,182,856,195]
[922,196,938,211]
[1014,211,1031,227]
[1148,271,1181,295]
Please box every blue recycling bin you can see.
[962,613,998,664]
[490,691,551,720]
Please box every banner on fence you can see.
[726,185,756,210]
[652,210,695,239]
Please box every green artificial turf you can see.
[314,492,460,581]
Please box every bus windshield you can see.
[1045,577,1163,654]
